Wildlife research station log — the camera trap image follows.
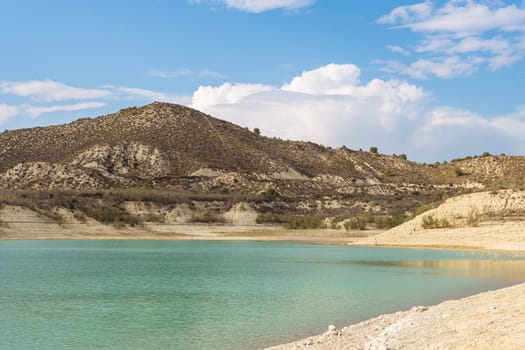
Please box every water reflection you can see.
[354,259,525,281]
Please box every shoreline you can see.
[264,282,525,350]
[2,223,525,253]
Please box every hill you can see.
[1,102,525,228]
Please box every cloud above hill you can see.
[192,63,525,161]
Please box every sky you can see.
[1,0,525,162]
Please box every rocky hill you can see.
[1,102,525,226]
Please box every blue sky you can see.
[1,0,525,161]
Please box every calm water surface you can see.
[1,240,524,350]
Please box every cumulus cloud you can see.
[191,63,525,161]
[379,1,525,78]
[192,0,314,13]
[192,63,426,152]
[412,106,525,158]
[0,80,111,102]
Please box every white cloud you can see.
[378,2,434,25]
[25,102,107,118]
[148,69,192,78]
[416,35,513,55]
[282,63,361,95]
[193,0,314,13]
[192,63,425,149]
[412,106,525,158]
[387,45,411,55]
[0,80,190,124]
[0,104,20,125]
[381,56,485,79]
[193,83,273,106]
[381,1,525,33]
[0,80,111,102]
[379,1,525,78]
[191,63,525,161]
[107,86,190,104]
[199,69,228,78]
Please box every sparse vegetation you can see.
[343,217,366,231]
[256,213,326,230]
[421,214,451,229]
[189,212,226,224]
[253,127,261,136]
[284,215,325,230]
[85,206,140,228]
[255,213,288,224]
[466,209,480,227]
[455,167,466,176]
[370,146,378,154]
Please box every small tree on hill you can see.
[253,127,261,136]
[370,146,378,154]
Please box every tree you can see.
[370,146,378,154]
[253,127,261,136]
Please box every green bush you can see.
[284,215,325,230]
[85,206,140,227]
[343,217,366,231]
[370,146,378,154]
[255,213,287,224]
[421,214,451,229]
[189,212,226,224]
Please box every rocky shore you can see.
[266,283,525,350]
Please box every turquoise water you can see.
[1,241,524,350]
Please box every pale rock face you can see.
[70,143,169,176]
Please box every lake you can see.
[1,240,524,349]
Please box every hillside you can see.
[1,102,525,227]
[358,189,525,251]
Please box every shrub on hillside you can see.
[284,215,325,230]
[343,217,366,231]
[421,214,451,229]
